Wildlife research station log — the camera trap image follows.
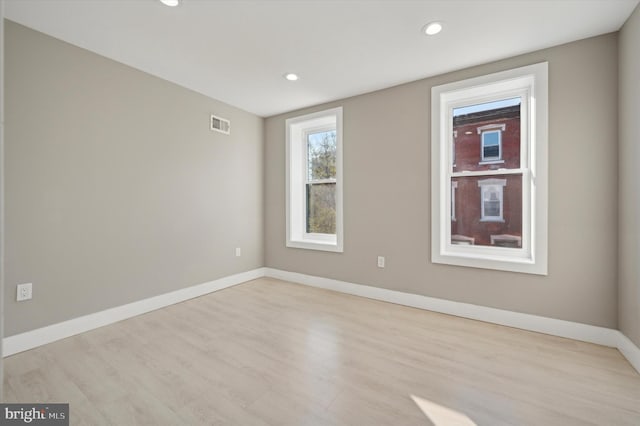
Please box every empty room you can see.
[1,0,640,424]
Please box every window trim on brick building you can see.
[431,63,548,275]
[478,178,506,222]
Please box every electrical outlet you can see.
[235,247,241,257]
[17,283,32,301]
[377,256,385,268]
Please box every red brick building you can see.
[451,104,522,247]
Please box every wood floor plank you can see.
[4,277,640,425]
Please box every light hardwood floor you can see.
[4,277,640,425]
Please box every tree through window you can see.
[306,130,337,234]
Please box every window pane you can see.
[451,174,522,248]
[483,131,500,146]
[307,130,336,181]
[452,97,520,172]
[484,198,500,217]
[483,143,500,159]
[306,182,336,234]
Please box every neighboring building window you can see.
[481,130,501,161]
[491,234,522,248]
[451,181,458,221]
[452,131,457,167]
[451,234,475,245]
[286,107,343,252]
[431,63,548,275]
[478,178,506,222]
[478,123,506,164]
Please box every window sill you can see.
[287,237,343,253]
[478,160,505,165]
[479,218,505,223]
[434,248,545,275]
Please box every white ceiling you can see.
[5,0,639,117]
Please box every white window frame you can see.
[286,107,343,252]
[478,178,506,222]
[431,63,548,275]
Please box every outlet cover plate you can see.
[17,283,33,301]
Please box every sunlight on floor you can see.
[411,395,478,426]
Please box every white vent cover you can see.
[210,114,231,135]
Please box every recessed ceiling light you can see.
[423,21,443,36]
[160,0,180,6]
[284,73,299,81]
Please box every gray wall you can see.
[265,34,619,328]
[619,4,640,347]
[4,17,630,338]
[4,21,264,336]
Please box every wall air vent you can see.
[210,114,231,135]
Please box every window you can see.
[431,63,548,275]
[451,234,475,245]
[451,181,458,221]
[478,178,505,221]
[306,129,337,234]
[481,130,501,161]
[286,107,343,252]
[491,234,521,248]
[478,123,506,164]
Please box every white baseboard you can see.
[5,266,640,376]
[616,331,640,374]
[3,268,266,357]
[264,268,640,374]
